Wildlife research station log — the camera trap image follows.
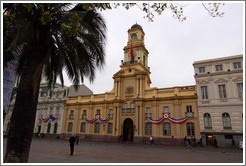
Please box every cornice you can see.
[194,69,243,78]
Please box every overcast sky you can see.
[63,2,244,94]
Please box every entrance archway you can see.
[123,118,134,141]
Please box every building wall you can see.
[34,83,69,138]
[193,55,243,147]
[62,24,201,144]
[62,85,200,144]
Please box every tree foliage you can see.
[81,3,225,22]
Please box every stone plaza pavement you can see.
[2,138,244,164]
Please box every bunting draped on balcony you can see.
[40,115,58,122]
[147,113,189,124]
[83,115,110,123]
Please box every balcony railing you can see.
[123,60,138,65]
[186,112,193,117]
[122,108,135,113]
[145,113,152,118]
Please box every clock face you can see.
[131,33,137,39]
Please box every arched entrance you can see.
[123,118,134,141]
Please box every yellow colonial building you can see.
[62,24,201,144]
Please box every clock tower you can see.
[113,24,152,100]
[123,23,149,67]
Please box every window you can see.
[130,103,135,113]
[199,67,205,73]
[222,113,231,130]
[215,65,223,71]
[145,123,152,135]
[237,83,243,98]
[201,86,208,99]
[82,110,87,119]
[218,84,227,99]
[63,89,66,97]
[80,122,86,132]
[146,107,151,118]
[108,123,113,134]
[186,106,192,113]
[163,106,169,114]
[187,123,195,136]
[141,35,144,41]
[163,123,171,135]
[68,122,73,132]
[47,123,51,133]
[94,123,100,133]
[233,62,241,69]
[97,110,100,115]
[225,134,233,139]
[124,103,128,113]
[109,109,113,118]
[204,113,212,129]
[54,123,58,133]
[69,110,74,119]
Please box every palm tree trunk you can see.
[4,47,46,163]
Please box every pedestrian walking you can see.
[184,136,187,146]
[192,137,196,147]
[150,136,153,145]
[232,139,236,148]
[76,135,79,145]
[187,138,190,146]
[213,137,218,148]
[37,132,40,139]
[69,134,76,155]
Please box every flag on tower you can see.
[131,41,134,59]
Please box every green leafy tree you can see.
[3,3,106,162]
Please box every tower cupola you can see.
[123,24,149,67]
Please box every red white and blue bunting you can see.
[40,114,58,122]
[147,113,189,124]
[83,115,110,123]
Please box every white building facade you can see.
[193,55,243,147]
[34,83,69,138]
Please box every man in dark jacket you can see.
[69,135,76,155]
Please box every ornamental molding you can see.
[214,78,228,84]
[232,77,243,82]
[196,79,209,85]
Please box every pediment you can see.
[197,79,210,85]
[214,78,228,84]
[232,77,243,82]
[113,69,125,78]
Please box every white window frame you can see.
[233,62,242,69]
[237,83,243,98]
[199,67,205,73]
[163,123,171,135]
[218,84,227,99]
[215,64,223,71]
[201,86,208,99]
[163,106,169,114]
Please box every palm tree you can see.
[3,3,106,162]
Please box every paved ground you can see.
[3,138,244,163]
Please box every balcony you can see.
[123,60,138,65]
[186,112,193,117]
[122,108,135,113]
[145,113,152,118]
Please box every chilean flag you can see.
[131,41,134,59]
